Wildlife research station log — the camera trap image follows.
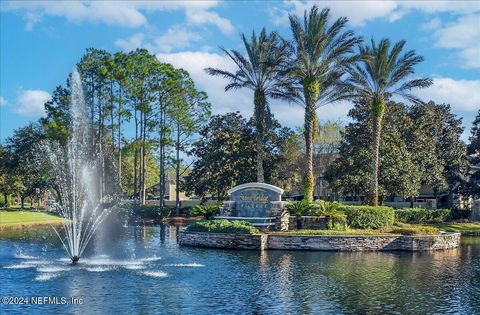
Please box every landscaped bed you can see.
[179,201,475,251]
[179,217,461,251]
[271,224,440,236]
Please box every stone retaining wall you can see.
[179,231,460,251]
[179,231,262,250]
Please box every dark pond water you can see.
[1,224,479,315]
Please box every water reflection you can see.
[1,225,479,314]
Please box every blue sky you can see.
[1,1,479,143]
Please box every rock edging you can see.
[179,231,460,251]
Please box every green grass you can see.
[274,229,393,236]
[0,210,64,227]
[428,223,480,234]
[273,224,440,236]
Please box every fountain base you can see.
[71,256,80,265]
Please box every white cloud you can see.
[15,90,51,117]
[270,0,479,27]
[115,33,145,52]
[154,53,479,137]
[434,14,480,69]
[3,0,230,31]
[156,51,351,129]
[269,1,479,69]
[271,1,399,27]
[415,77,480,113]
[399,1,479,15]
[24,11,42,31]
[0,96,7,107]
[115,27,203,53]
[421,17,441,30]
[157,51,253,116]
[268,7,290,27]
[154,26,202,53]
[186,8,235,35]
[5,1,147,28]
[415,77,480,141]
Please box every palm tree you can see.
[288,6,361,201]
[344,38,432,206]
[205,28,294,183]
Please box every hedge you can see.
[394,208,451,224]
[185,220,259,234]
[130,205,172,220]
[341,205,395,229]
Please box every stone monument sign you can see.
[227,183,283,217]
[218,183,289,231]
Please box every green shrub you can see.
[341,205,394,229]
[311,200,342,214]
[191,204,220,219]
[395,208,451,224]
[324,213,347,230]
[185,220,259,234]
[286,200,316,217]
[386,224,439,235]
[311,201,346,229]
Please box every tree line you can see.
[1,5,479,210]
[208,6,432,205]
[180,106,477,208]
[196,4,477,206]
[0,48,210,214]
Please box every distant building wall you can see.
[168,184,190,201]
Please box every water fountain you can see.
[46,70,119,265]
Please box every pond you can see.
[1,224,479,314]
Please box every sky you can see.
[0,0,479,143]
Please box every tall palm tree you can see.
[288,6,361,201]
[344,38,432,206]
[205,28,294,183]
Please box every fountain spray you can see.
[46,70,119,265]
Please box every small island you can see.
[179,183,460,251]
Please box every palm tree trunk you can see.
[303,79,319,202]
[370,100,385,206]
[304,105,315,202]
[254,89,265,183]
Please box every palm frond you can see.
[344,37,431,107]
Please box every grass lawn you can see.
[273,229,394,236]
[429,223,480,234]
[273,224,440,236]
[0,210,64,227]
[277,223,480,236]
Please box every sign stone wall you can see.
[227,183,283,217]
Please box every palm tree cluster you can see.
[207,5,432,205]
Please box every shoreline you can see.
[179,231,461,251]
